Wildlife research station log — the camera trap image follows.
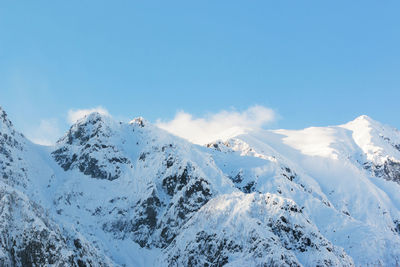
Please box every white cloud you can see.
[156,105,277,145]
[28,118,62,146]
[67,106,110,124]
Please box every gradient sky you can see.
[1,1,399,144]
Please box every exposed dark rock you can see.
[282,167,296,182]
[166,157,174,168]
[231,171,243,183]
[52,114,131,180]
[364,159,400,184]
[102,190,162,248]
[162,167,190,196]
[159,176,213,247]
[394,220,400,234]
[242,181,256,193]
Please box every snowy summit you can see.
[1,106,400,266]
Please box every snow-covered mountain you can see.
[1,105,400,266]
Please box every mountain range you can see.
[1,106,400,266]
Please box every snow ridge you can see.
[1,108,400,266]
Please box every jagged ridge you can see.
[1,107,400,266]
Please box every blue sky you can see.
[1,1,399,144]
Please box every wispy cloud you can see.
[156,105,277,145]
[28,105,276,146]
[67,106,110,124]
[27,118,63,146]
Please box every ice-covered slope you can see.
[208,115,400,266]
[1,106,399,266]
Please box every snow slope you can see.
[208,115,400,266]
[1,105,399,266]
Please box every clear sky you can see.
[1,1,399,144]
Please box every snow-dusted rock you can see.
[0,107,28,189]
[1,106,400,266]
[0,182,114,266]
[160,192,353,267]
[52,113,132,181]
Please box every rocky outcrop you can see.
[364,158,400,184]
[0,184,113,266]
[52,113,131,180]
[160,193,354,267]
[0,108,28,188]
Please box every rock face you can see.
[50,113,223,251]
[52,113,131,180]
[160,193,353,267]
[101,162,215,249]
[363,158,400,184]
[0,184,112,267]
[1,107,400,266]
[0,108,28,188]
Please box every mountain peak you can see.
[75,111,110,126]
[344,115,381,129]
[57,112,115,147]
[130,116,147,127]
[353,114,374,123]
[2,106,400,266]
